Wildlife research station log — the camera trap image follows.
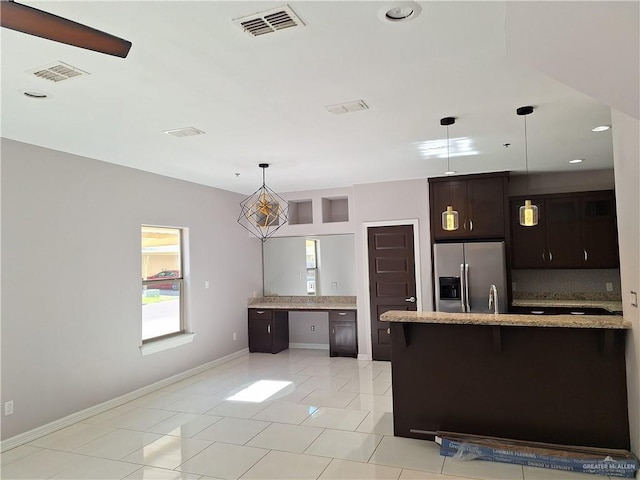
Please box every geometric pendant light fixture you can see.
[238,163,289,242]
[516,106,539,227]
[440,116,459,231]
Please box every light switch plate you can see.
[606,282,613,292]
[631,291,638,307]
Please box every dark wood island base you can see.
[384,313,631,450]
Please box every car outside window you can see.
[141,226,184,341]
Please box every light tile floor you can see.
[1,349,617,479]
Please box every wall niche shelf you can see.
[288,199,313,225]
[322,197,349,223]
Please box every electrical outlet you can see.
[204,280,210,289]
[331,282,338,290]
[606,282,613,292]
[233,332,237,341]
[631,291,638,307]
[311,325,315,332]
[5,400,14,416]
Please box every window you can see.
[141,226,184,342]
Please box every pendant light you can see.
[517,106,538,227]
[238,163,289,242]
[440,116,459,231]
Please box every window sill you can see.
[139,332,195,356]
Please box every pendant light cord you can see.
[446,124,451,205]
[446,124,451,173]
[524,114,530,196]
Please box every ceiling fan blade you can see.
[1,0,132,58]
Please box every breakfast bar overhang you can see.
[380,311,632,450]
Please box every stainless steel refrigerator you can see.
[434,241,507,313]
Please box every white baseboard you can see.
[289,343,329,350]
[0,348,249,453]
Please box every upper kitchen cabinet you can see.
[510,190,619,269]
[429,172,509,241]
[580,191,620,268]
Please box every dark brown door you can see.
[367,225,417,361]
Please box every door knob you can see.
[405,296,416,303]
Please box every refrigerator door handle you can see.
[460,263,466,312]
[464,264,471,312]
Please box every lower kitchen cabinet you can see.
[329,310,357,357]
[248,309,289,353]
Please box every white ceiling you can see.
[1,1,632,194]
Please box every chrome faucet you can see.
[489,284,499,314]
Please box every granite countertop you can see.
[380,310,632,329]
[512,298,623,313]
[248,296,356,310]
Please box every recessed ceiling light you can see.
[379,2,422,23]
[592,125,611,132]
[569,159,584,164]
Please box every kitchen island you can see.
[380,310,631,450]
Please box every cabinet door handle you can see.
[542,250,546,262]
[405,296,416,303]
[463,219,468,231]
[267,324,271,334]
[549,250,553,262]
[387,327,390,334]
[332,328,335,335]
[584,249,588,262]
[338,312,347,316]
[256,310,265,315]
[468,219,473,231]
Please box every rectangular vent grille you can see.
[164,127,206,138]
[234,5,304,37]
[325,100,370,115]
[28,62,88,82]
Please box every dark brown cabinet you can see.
[510,190,619,269]
[329,310,357,357]
[580,192,620,268]
[248,309,289,353]
[430,172,509,240]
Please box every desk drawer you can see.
[329,310,356,322]
[249,308,273,320]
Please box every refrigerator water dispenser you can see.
[439,277,461,300]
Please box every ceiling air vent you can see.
[325,100,370,115]
[27,61,88,83]
[233,5,305,37]
[163,127,206,138]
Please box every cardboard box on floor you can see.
[436,431,639,478]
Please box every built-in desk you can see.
[247,296,357,357]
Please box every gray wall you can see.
[0,139,263,440]
[612,109,640,455]
[353,178,433,358]
[288,311,329,347]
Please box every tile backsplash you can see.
[512,269,622,301]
